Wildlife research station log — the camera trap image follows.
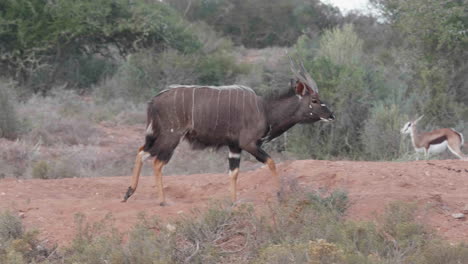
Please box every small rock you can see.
[166,223,176,232]
[36,245,45,251]
[451,213,465,219]
[18,212,25,218]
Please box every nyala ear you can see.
[295,82,307,96]
[294,81,314,96]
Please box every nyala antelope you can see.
[122,58,335,205]
[401,115,467,160]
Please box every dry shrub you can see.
[262,184,350,245]
[126,213,174,264]
[64,213,126,264]
[2,186,465,264]
[0,211,49,264]
[254,239,346,264]
[163,141,287,176]
[29,145,119,179]
[163,142,227,175]
[31,159,80,180]
[31,161,50,179]
[414,241,468,264]
[63,203,257,264]
[18,91,103,146]
[26,117,101,146]
[0,211,23,242]
[253,242,310,264]
[0,140,39,178]
[169,202,256,264]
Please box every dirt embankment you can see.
[1,159,467,246]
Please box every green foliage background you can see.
[0,0,467,161]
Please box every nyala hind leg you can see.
[153,158,167,206]
[122,146,148,202]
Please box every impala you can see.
[401,115,466,160]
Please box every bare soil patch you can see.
[1,159,467,246]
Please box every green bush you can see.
[318,24,364,67]
[31,161,50,180]
[281,28,375,159]
[169,0,340,48]
[362,104,409,160]
[414,241,468,264]
[0,0,200,91]
[95,48,249,103]
[31,156,83,179]
[0,211,47,264]
[197,52,249,85]
[253,242,313,264]
[0,211,23,242]
[64,213,126,264]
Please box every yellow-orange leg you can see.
[230,168,240,202]
[122,146,145,202]
[153,159,167,206]
[266,158,281,197]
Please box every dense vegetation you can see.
[0,0,467,173]
[1,2,467,263]
[2,188,468,263]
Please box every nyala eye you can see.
[311,99,318,104]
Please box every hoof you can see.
[159,201,167,206]
[122,187,134,203]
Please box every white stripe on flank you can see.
[173,88,178,127]
[242,90,245,124]
[181,88,185,122]
[254,95,261,116]
[228,89,232,133]
[214,90,221,130]
[192,88,196,129]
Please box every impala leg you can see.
[122,146,146,202]
[228,147,241,202]
[447,140,467,160]
[153,158,167,206]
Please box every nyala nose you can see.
[329,114,335,120]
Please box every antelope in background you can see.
[122,57,335,205]
[401,115,467,160]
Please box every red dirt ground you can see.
[1,159,468,246]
